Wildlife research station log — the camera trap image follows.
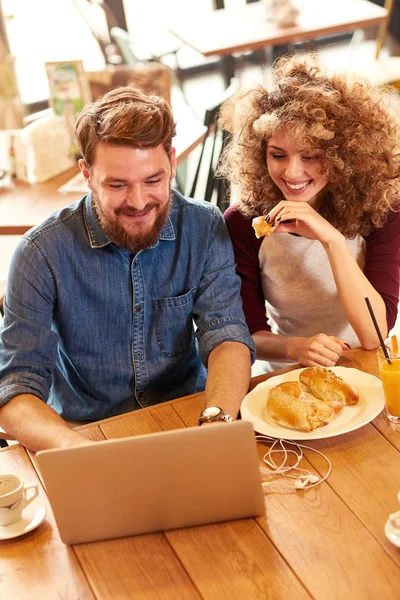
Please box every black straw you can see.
[364,297,391,363]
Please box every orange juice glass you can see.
[377,348,400,423]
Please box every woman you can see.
[220,54,400,371]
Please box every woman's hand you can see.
[267,201,343,246]
[287,334,348,367]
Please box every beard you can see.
[92,191,171,253]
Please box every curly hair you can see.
[75,86,176,168]
[217,54,400,237]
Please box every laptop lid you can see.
[36,420,265,544]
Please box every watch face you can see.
[202,406,222,419]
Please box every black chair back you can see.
[189,83,238,213]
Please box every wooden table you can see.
[169,0,389,85]
[1,349,400,599]
[0,123,207,236]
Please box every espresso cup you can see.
[0,474,39,526]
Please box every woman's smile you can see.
[282,179,313,193]
[267,132,328,206]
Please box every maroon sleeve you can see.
[363,210,400,332]
[224,204,270,334]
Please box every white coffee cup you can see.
[0,474,39,526]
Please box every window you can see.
[3,0,105,105]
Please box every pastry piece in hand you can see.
[252,216,276,239]
[300,367,360,405]
[267,381,343,432]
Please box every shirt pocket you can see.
[153,288,196,358]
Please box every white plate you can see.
[0,497,46,541]
[241,367,384,440]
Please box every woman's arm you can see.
[268,202,398,349]
[253,330,347,367]
[362,211,400,334]
[324,235,387,348]
[224,205,348,366]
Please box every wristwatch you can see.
[198,406,234,426]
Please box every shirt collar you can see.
[83,192,176,249]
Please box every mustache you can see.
[115,203,159,217]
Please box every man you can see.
[0,87,254,452]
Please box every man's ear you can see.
[169,147,177,181]
[78,159,92,190]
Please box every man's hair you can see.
[218,54,400,237]
[75,86,176,167]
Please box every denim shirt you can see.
[0,191,254,421]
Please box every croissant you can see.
[252,216,276,239]
[299,367,360,406]
[267,381,344,432]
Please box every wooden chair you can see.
[86,63,172,104]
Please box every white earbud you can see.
[294,479,307,489]
[294,475,319,489]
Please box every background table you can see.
[0,121,206,236]
[169,0,389,85]
[1,349,400,599]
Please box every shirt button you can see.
[135,351,143,360]
[135,305,142,313]
[132,260,137,268]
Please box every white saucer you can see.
[385,518,400,548]
[0,497,46,541]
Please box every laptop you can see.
[36,420,265,545]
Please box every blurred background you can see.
[1,0,398,117]
[0,0,399,333]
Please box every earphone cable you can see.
[255,434,332,490]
